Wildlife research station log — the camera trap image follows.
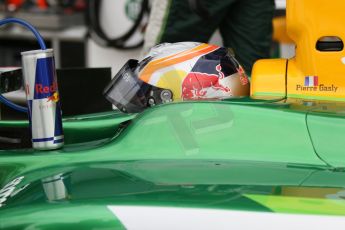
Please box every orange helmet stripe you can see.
[140,44,219,83]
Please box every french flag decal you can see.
[304,76,318,86]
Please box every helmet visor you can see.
[103,59,172,113]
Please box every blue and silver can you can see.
[21,49,64,150]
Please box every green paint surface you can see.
[1,98,345,228]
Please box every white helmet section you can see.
[144,42,201,60]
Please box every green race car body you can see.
[1,97,345,229]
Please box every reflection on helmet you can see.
[104,42,250,113]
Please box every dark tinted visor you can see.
[103,59,172,113]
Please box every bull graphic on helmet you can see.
[104,42,250,113]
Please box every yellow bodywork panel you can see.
[287,59,345,100]
[251,59,286,98]
[286,0,345,100]
[273,16,293,44]
[252,0,345,101]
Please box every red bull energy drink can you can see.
[21,49,64,150]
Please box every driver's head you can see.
[104,42,250,113]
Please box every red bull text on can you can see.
[21,49,64,150]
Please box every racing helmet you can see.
[104,42,250,113]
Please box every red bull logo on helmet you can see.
[182,64,231,100]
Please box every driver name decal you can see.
[296,76,338,92]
